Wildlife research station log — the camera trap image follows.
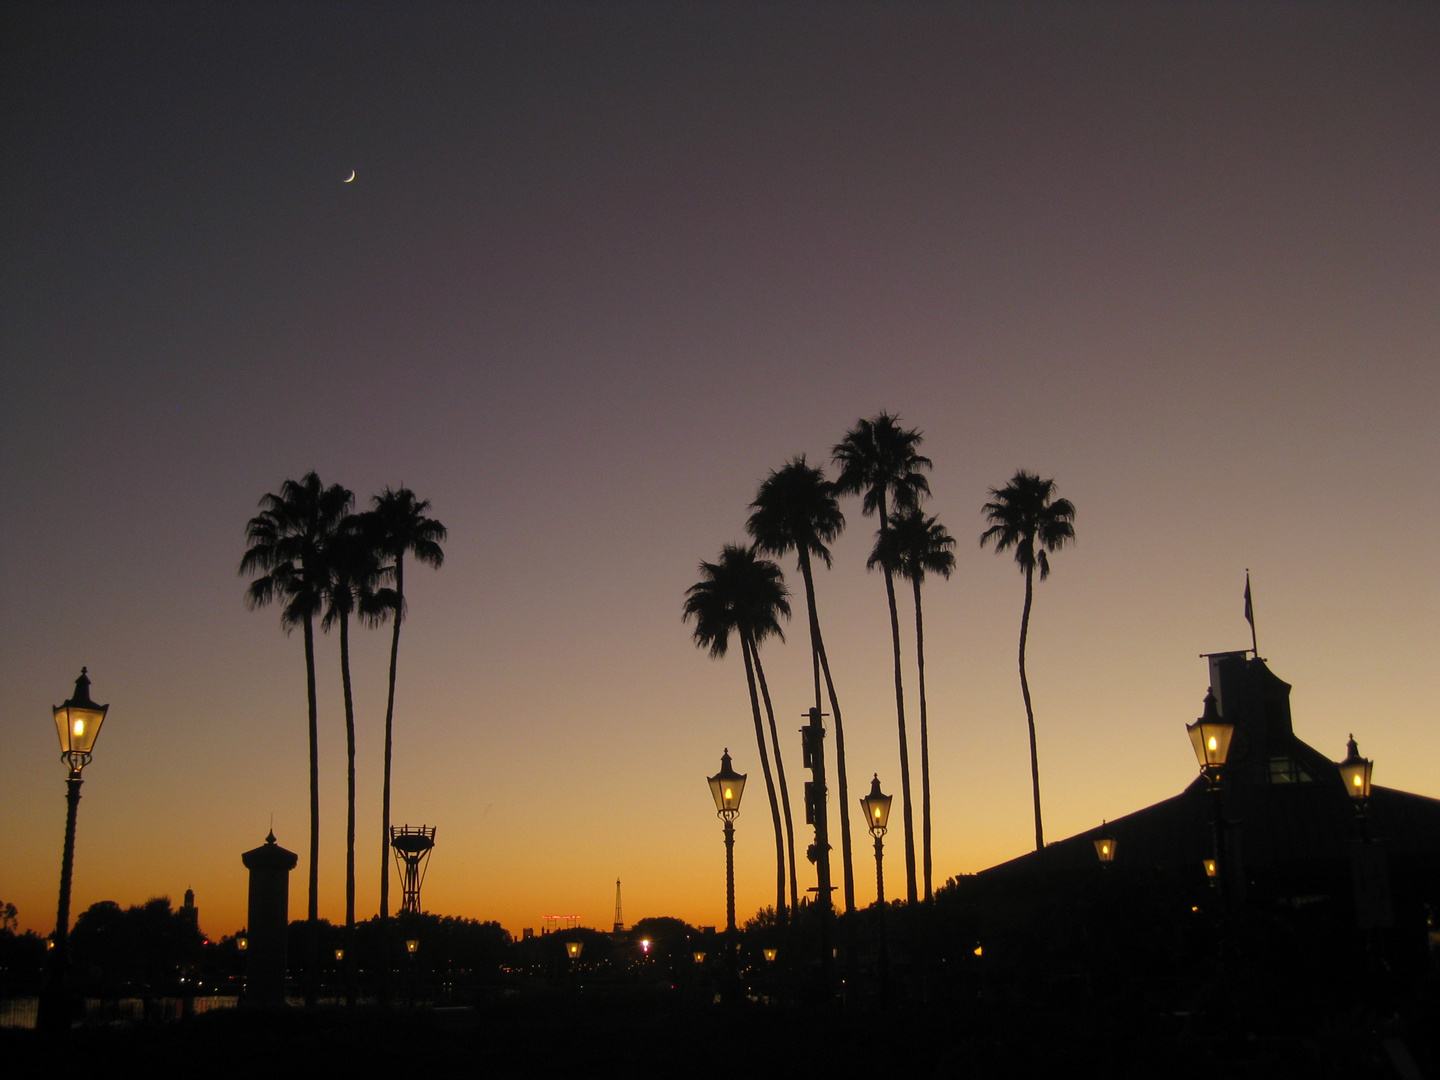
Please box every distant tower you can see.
[182,888,198,927]
[390,825,436,914]
[613,878,623,935]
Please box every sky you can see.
[2,1,1437,942]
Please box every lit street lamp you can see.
[1186,691,1234,901]
[708,749,745,997]
[859,773,893,996]
[1339,735,1373,806]
[707,749,746,934]
[1093,822,1117,865]
[858,774,892,904]
[38,668,110,1034]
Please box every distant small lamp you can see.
[566,940,583,960]
[237,935,249,952]
[1093,822,1116,864]
[762,947,778,963]
[334,948,345,963]
[692,950,706,964]
[405,939,419,954]
[1186,692,1234,781]
[640,938,651,956]
[707,750,747,936]
[859,773,893,904]
[1203,858,1218,882]
[1339,735,1373,804]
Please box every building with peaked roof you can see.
[979,651,1440,953]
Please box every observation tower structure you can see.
[390,825,436,914]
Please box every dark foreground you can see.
[4,989,1435,1080]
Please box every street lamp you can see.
[858,774,892,904]
[565,940,583,960]
[1339,734,1374,843]
[38,668,109,1034]
[707,749,746,934]
[1339,735,1373,806]
[1093,822,1117,864]
[1186,690,1233,902]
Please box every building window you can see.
[1268,757,1313,784]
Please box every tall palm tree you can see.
[980,470,1076,851]
[239,472,352,992]
[746,457,855,913]
[872,508,955,901]
[364,488,446,922]
[833,413,931,904]
[684,544,793,915]
[319,517,383,985]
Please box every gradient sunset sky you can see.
[3,1,1437,940]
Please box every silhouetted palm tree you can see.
[320,518,383,976]
[833,413,931,904]
[239,474,352,942]
[980,470,1075,851]
[684,544,792,915]
[746,457,855,913]
[746,619,800,914]
[364,488,446,922]
[872,508,954,901]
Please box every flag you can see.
[1243,574,1254,628]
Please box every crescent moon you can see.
[343,170,356,183]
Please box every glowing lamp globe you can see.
[1186,692,1234,771]
[405,939,419,954]
[762,948,778,963]
[1093,823,1116,864]
[692,951,706,964]
[1203,858,1218,879]
[859,774,892,837]
[708,749,746,819]
[1338,735,1373,801]
[566,940,583,959]
[53,668,109,768]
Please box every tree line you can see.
[239,478,446,972]
[684,412,1075,918]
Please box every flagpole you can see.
[1244,570,1258,657]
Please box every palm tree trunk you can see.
[799,547,855,914]
[339,608,357,1007]
[882,559,918,905]
[1019,564,1043,850]
[752,647,799,914]
[302,612,320,1007]
[380,557,404,922]
[741,632,786,916]
[913,577,932,902]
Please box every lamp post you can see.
[708,749,745,996]
[859,773,892,997]
[38,668,109,1034]
[708,749,747,934]
[1186,691,1234,902]
[859,774,892,905]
